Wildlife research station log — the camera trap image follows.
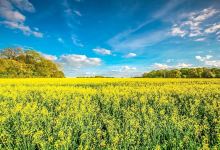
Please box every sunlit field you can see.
[0,78,219,149]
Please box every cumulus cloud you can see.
[204,60,220,67]
[195,55,220,67]
[60,54,101,68]
[124,53,137,58]
[195,55,212,61]
[93,48,111,55]
[0,0,43,38]
[42,54,58,61]
[170,7,219,40]
[153,63,193,70]
[153,63,169,70]
[176,63,192,68]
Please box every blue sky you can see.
[0,0,220,77]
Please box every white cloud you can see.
[104,65,140,77]
[121,66,136,71]
[171,27,186,37]
[153,63,169,70]
[72,35,84,47]
[153,63,193,70]
[0,0,43,38]
[124,53,137,58]
[171,7,219,39]
[42,54,58,61]
[194,37,206,41]
[0,0,25,22]
[74,10,82,17]
[58,37,64,43]
[60,54,101,68]
[204,60,220,67]
[195,55,212,61]
[195,55,220,67]
[93,48,111,55]
[0,21,43,37]
[176,63,192,68]
[192,7,218,22]
[205,23,220,33]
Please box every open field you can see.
[0,78,219,149]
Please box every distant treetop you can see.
[142,68,220,78]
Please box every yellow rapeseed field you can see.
[0,78,219,149]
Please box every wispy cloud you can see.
[74,10,82,17]
[109,29,169,50]
[153,0,186,19]
[0,0,43,38]
[108,0,184,51]
[105,65,140,77]
[194,37,206,42]
[171,26,186,37]
[120,66,136,71]
[10,0,35,12]
[205,23,220,33]
[170,7,220,40]
[71,35,84,47]
[63,0,82,28]
[124,53,137,58]
[58,37,64,43]
[1,21,43,37]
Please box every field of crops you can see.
[0,78,219,149]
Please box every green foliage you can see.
[143,68,220,78]
[0,48,64,78]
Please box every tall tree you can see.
[0,48,64,78]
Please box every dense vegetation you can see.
[0,78,219,149]
[143,68,220,78]
[0,48,64,78]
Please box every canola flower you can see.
[0,78,219,149]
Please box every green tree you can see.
[143,67,220,78]
[0,48,64,78]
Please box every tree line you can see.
[142,68,220,78]
[0,48,64,78]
